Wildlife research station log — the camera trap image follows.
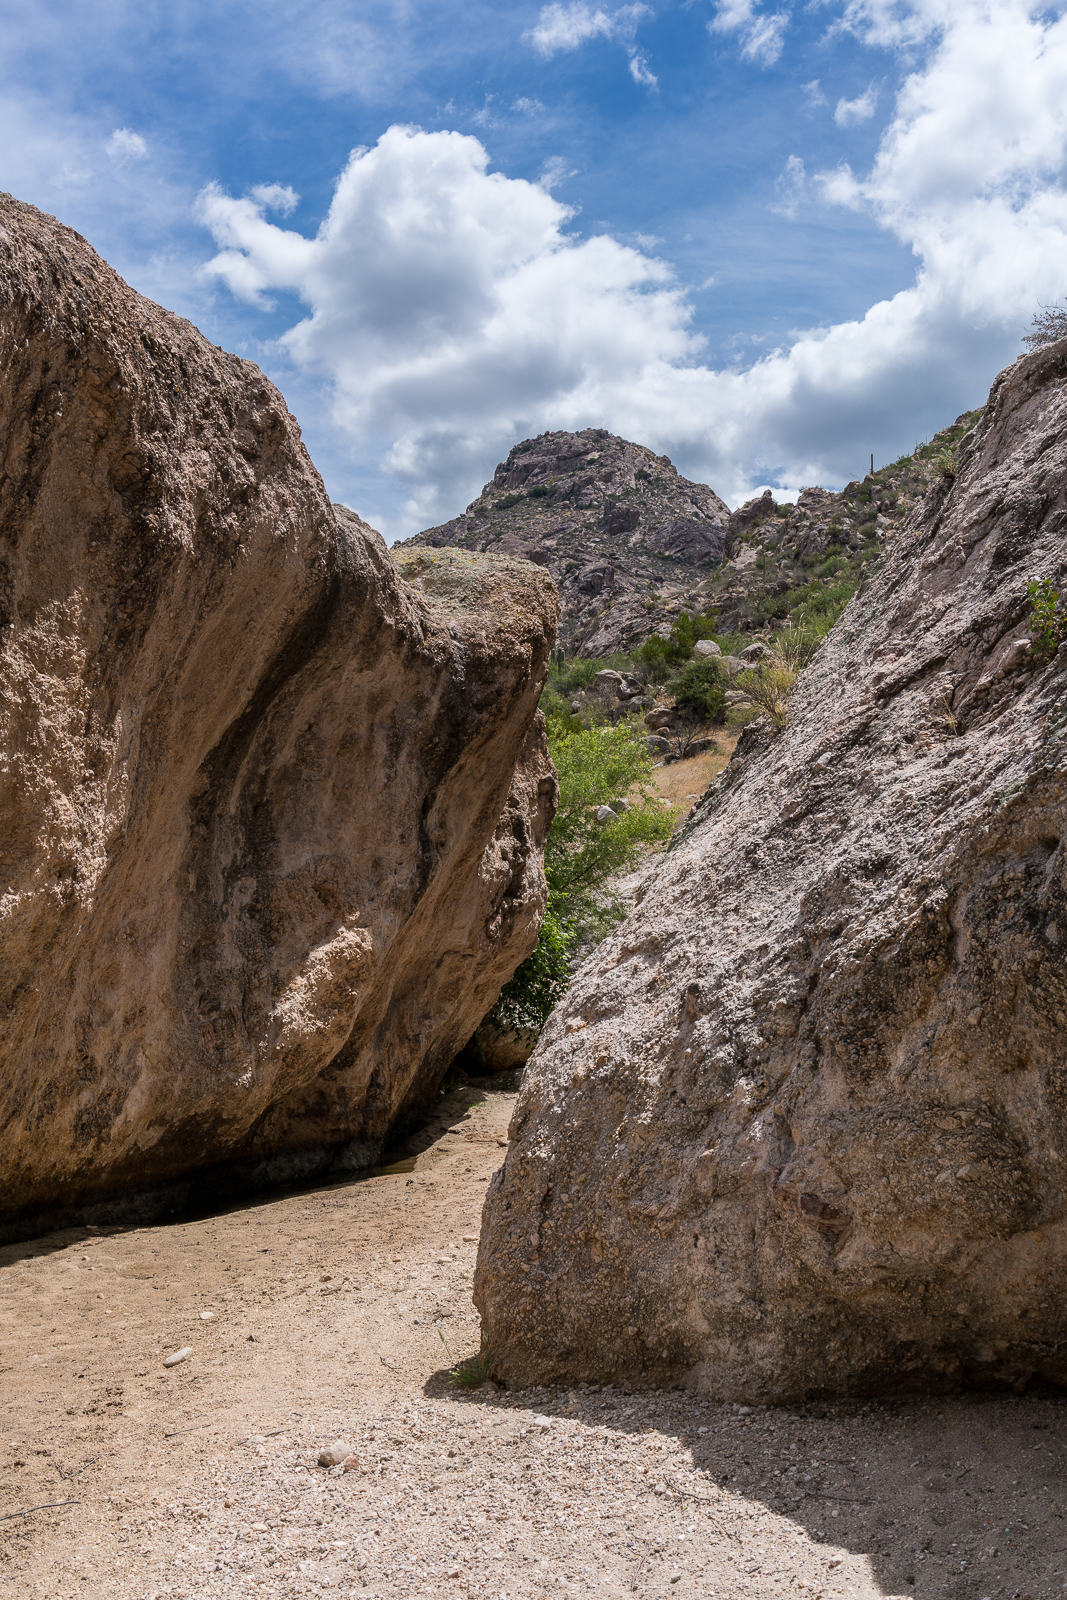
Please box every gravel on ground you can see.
[0,1082,1062,1599]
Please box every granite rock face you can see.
[399,430,731,655]
[476,341,1067,1400]
[0,196,558,1238]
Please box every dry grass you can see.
[649,735,738,824]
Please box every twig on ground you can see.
[165,1423,212,1438]
[630,1543,652,1591]
[0,1499,79,1522]
[379,1355,398,1370]
[63,1455,100,1479]
[666,1478,720,1506]
[803,1491,871,1504]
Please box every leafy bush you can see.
[491,901,577,1034]
[487,721,673,1035]
[544,721,674,928]
[547,652,630,698]
[527,483,552,499]
[772,624,828,672]
[1027,576,1067,660]
[672,657,726,723]
[634,609,718,679]
[736,657,797,729]
[1023,303,1067,350]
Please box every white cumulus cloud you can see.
[106,127,148,162]
[835,85,878,126]
[249,182,300,215]
[524,1,650,55]
[198,126,692,530]
[523,2,657,84]
[709,0,790,66]
[196,2,1067,534]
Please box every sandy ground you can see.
[1,1079,1064,1600]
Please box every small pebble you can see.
[532,1414,553,1429]
[199,1310,215,1321]
[162,1347,192,1367]
[317,1439,354,1467]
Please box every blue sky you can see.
[3,0,1067,535]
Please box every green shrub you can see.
[491,901,578,1034]
[672,658,726,723]
[634,609,718,679]
[736,658,796,729]
[1028,576,1067,660]
[544,720,673,931]
[487,720,673,1037]
[546,653,630,699]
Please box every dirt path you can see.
[1,1080,1063,1600]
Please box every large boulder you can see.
[475,339,1067,1400]
[0,197,558,1239]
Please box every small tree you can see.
[671,657,726,724]
[1023,303,1067,350]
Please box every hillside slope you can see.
[402,417,983,656]
[400,429,730,653]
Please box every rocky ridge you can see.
[404,422,983,658]
[475,339,1067,1400]
[0,194,557,1239]
[400,429,732,655]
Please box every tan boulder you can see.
[475,339,1067,1400]
[0,196,558,1238]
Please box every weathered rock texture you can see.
[399,430,732,655]
[476,341,1067,1400]
[0,195,558,1239]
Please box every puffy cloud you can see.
[628,48,658,86]
[538,154,578,189]
[523,1,650,56]
[198,126,693,529]
[523,2,657,83]
[197,4,1067,533]
[249,182,300,214]
[106,127,147,161]
[834,85,878,126]
[709,0,790,66]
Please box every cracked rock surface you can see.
[0,195,557,1238]
[476,339,1067,1401]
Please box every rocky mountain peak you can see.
[400,428,730,654]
